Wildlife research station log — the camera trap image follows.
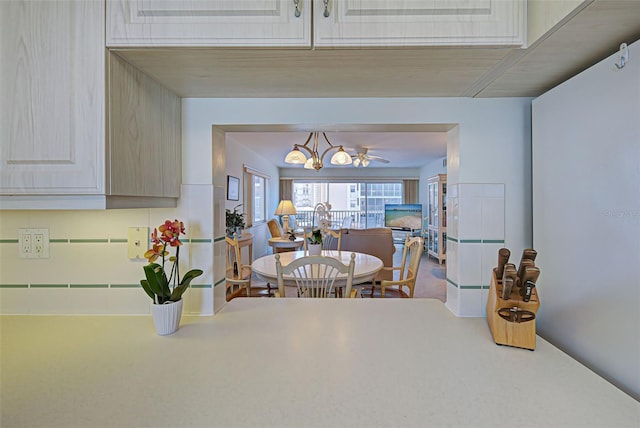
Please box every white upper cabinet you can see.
[1,0,181,209]
[107,0,311,47]
[313,0,525,47]
[107,0,524,48]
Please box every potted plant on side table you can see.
[141,219,203,336]
[226,204,246,238]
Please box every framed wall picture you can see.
[227,175,239,201]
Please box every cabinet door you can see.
[314,0,524,47]
[107,0,311,47]
[0,0,105,195]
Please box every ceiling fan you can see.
[351,148,390,167]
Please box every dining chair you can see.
[225,233,272,300]
[267,218,283,238]
[370,236,424,298]
[274,253,357,298]
[302,227,342,251]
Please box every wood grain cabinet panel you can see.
[0,0,181,209]
[107,0,310,47]
[313,0,525,48]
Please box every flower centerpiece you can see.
[306,202,332,254]
[226,204,246,237]
[141,219,203,335]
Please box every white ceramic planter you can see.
[151,299,183,336]
[308,244,322,256]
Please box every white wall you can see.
[532,40,640,400]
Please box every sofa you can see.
[336,228,396,281]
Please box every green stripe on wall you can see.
[50,239,69,243]
[110,284,141,288]
[70,239,108,243]
[0,239,18,244]
[0,284,28,288]
[459,239,482,243]
[191,239,212,243]
[191,284,212,289]
[446,278,458,288]
[483,239,505,244]
[214,236,225,243]
[214,278,226,287]
[446,236,458,243]
[30,284,68,288]
[460,285,483,290]
[109,238,127,243]
[70,284,109,289]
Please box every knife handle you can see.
[501,263,517,299]
[521,248,538,263]
[494,248,511,283]
[517,258,535,288]
[520,266,540,301]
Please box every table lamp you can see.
[274,200,297,233]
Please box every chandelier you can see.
[284,132,352,171]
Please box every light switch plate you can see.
[128,227,149,259]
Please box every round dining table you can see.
[251,250,383,287]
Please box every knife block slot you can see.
[486,270,540,350]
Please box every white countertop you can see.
[1,299,638,427]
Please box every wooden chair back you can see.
[275,253,356,298]
[267,219,282,238]
[379,236,424,298]
[302,228,342,251]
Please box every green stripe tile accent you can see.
[50,239,69,243]
[0,284,28,288]
[110,238,127,243]
[460,285,483,290]
[0,239,18,244]
[446,236,458,243]
[191,239,212,243]
[460,239,482,243]
[483,239,505,244]
[446,278,458,288]
[70,239,108,243]
[214,236,225,243]
[110,284,141,288]
[214,278,226,287]
[31,284,68,288]
[181,238,190,243]
[191,284,212,289]
[482,285,490,289]
[70,284,109,289]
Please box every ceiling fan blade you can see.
[369,157,390,163]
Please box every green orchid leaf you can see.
[169,269,204,301]
[143,263,170,299]
[140,279,156,302]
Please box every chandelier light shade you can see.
[284,132,352,171]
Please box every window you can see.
[292,181,402,228]
[243,166,269,227]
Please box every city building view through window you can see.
[292,182,402,229]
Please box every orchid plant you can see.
[307,202,332,245]
[141,219,203,304]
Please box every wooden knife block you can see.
[486,270,540,350]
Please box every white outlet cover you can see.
[19,228,49,259]
[128,227,149,259]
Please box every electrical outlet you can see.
[19,228,49,259]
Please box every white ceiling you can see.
[112,1,640,168]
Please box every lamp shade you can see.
[284,147,307,164]
[274,200,297,216]
[330,148,353,165]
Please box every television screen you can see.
[384,204,423,230]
